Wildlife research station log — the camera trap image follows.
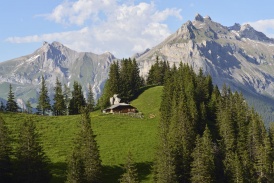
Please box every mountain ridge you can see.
[136,14,274,95]
[0,41,117,107]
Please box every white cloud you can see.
[46,0,116,25]
[6,0,183,58]
[247,19,274,38]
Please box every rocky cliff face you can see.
[0,41,116,107]
[136,14,274,98]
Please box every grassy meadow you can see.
[1,86,163,183]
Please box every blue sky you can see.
[1,0,274,62]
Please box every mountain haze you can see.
[0,41,116,107]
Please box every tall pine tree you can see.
[37,76,51,115]
[53,77,66,116]
[87,84,95,112]
[68,81,86,115]
[63,83,71,115]
[66,107,102,182]
[14,118,51,183]
[6,84,18,112]
[190,126,215,183]
[120,152,139,183]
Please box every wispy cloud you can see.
[6,0,183,58]
[247,19,274,38]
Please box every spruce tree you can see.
[153,67,177,183]
[120,58,132,102]
[87,84,95,112]
[0,101,5,112]
[63,84,71,115]
[69,81,86,115]
[26,100,32,114]
[130,58,142,98]
[108,61,121,96]
[6,84,18,112]
[66,149,85,183]
[15,118,51,183]
[98,79,111,110]
[37,76,51,115]
[80,107,102,182]
[66,107,102,182]
[120,152,139,183]
[190,126,215,183]
[53,77,66,116]
[0,116,12,183]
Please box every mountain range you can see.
[1,14,274,124]
[0,41,116,108]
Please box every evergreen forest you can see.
[1,58,274,182]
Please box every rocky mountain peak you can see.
[51,41,65,49]
[239,24,274,43]
[177,20,196,39]
[229,23,241,31]
[136,14,274,119]
[204,15,212,20]
[240,24,253,31]
[194,13,204,22]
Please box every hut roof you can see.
[104,103,133,110]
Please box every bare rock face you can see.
[0,42,117,106]
[136,14,274,100]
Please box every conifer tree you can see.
[87,84,95,112]
[98,80,111,110]
[66,107,102,182]
[120,58,132,102]
[80,107,102,182]
[147,57,170,85]
[130,58,142,97]
[15,118,51,183]
[0,101,5,112]
[26,100,32,114]
[153,67,177,183]
[0,116,12,183]
[69,81,86,115]
[66,150,85,183]
[108,61,121,96]
[37,76,51,115]
[63,84,71,115]
[6,84,18,112]
[190,126,215,183]
[120,152,139,183]
[53,77,66,115]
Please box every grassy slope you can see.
[1,86,163,183]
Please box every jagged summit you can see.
[0,41,117,106]
[229,23,241,31]
[194,14,212,22]
[136,14,274,112]
[204,15,211,20]
[194,13,204,22]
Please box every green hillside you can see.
[1,86,163,183]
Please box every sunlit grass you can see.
[1,86,163,183]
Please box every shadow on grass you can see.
[50,162,67,183]
[102,162,153,183]
[49,161,153,183]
